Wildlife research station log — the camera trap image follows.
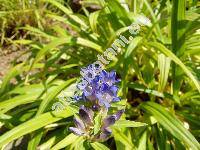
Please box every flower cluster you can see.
[69,65,124,141]
[69,106,124,141]
[75,64,120,109]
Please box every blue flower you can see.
[96,84,120,108]
[75,65,120,108]
[80,64,99,83]
[99,70,120,86]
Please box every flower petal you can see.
[98,128,112,141]
[79,105,94,125]
[103,127,112,135]
[115,109,124,121]
[69,127,84,136]
[102,115,116,128]
[110,85,118,94]
[77,79,88,90]
[112,97,120,102]
[74,117,85,131]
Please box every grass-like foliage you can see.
[0,0,200,149]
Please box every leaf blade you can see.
[140,102,200,150]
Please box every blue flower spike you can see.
[69,65,124,142]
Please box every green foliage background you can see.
[0,0,200,149]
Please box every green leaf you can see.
[140,102,200,150]
[0,107,74,147]
[76,37,103,53]
[128,82,174,100]
[0,94,39,114]
[148,42,200,93]
[28,131,43,150]
[113,129,135,150]
[37,128,66,150]
[42,0,72,15]
[171,0,186,55]
[36,78,76,115]
[69,136,84,150]
[89,11,100,33]
[106,0,130,25]
[137,131,147,150]
[21,26,56,40]
[143,0,163,42]
[42,0,88,29]
[171,0,186,95]
[158,54,171,92]
[91,142,109,150]
[113,120,147,128]
[28,78,76,149]
[94,112,102,135]
[51,133,79,150]
[34,37,72,64]
[124,37,142,59]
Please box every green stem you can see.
[171,0,186,95]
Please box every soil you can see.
[0,46,29,81]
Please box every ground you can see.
[0,46,28,81]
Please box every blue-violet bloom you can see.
[75,65,120,109]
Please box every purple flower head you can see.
[95,109,125,141]
[75,65,121,108]
[101,109,124,130]
[70,66,123,141]
[69,106,124,141]
[69,105,94,136]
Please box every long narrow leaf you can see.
[0,107,74,147]
[148,42,200,92]
[140,102,200,150]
